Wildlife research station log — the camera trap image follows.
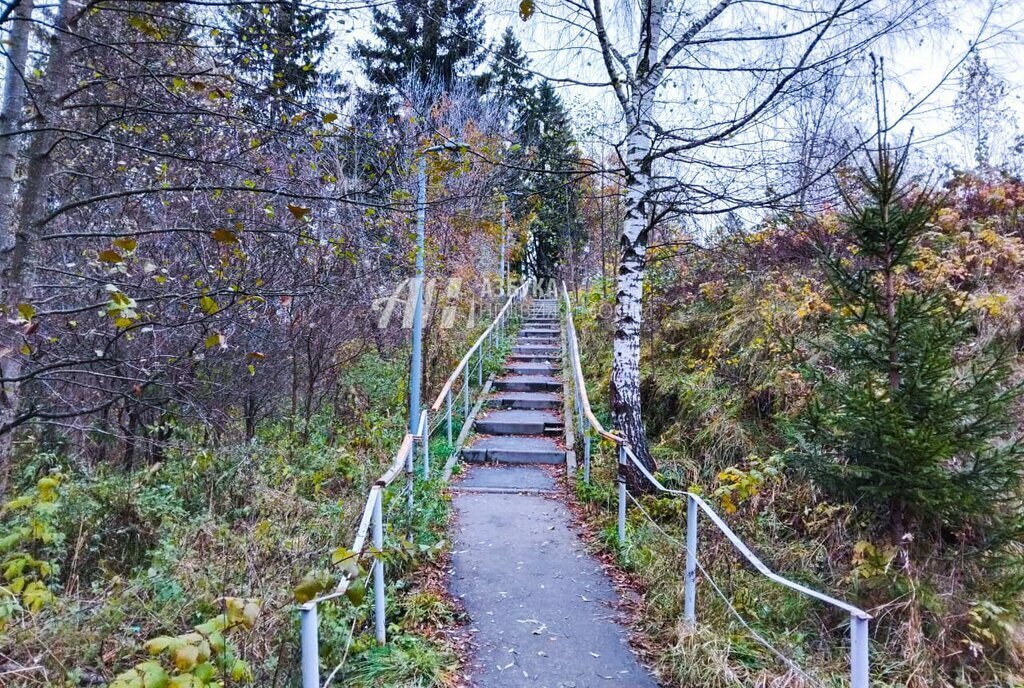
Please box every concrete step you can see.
[504,362,558,375]
[517,339,559,348]
[475,409,563,435]
[509,353,561,363]
[513,345,560,355]
[462,436,565,464]
[455,464,558,492]
[486,391,562,410]
[493,374,561,393]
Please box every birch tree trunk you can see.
[610,0,665,487]
[0,0,33,251]
[0,0,74,497]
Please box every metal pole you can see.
[463,371,469,417]
[299,603,319,688]
[405,440,414,515]
[851,614,870,688]
[373,490,386,643]
[617,445,627,544]
[684,494,698,626]
[422,411,430,478]
[409,155,427,435]
[446,390,452,444]
[583,435,591,484]
[500,198,507,296]
[477,347,483,386]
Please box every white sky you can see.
[491,0,1024,171]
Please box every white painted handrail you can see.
[560,282,871,688]
[297,279,531,688]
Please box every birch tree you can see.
[554,0,944,485]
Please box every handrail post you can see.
[405,437,414,516]
[851,614,869,688]
[477,346,483,385]
[617,444,627,544]
[373,491,386,644]
[684,494,698,626]
[583,435,591,484]
[462,371,469,417]
[446,390,453,444]
[299,602,319,688]
[421,410,430,478]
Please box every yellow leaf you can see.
[287,204,310,220]
[172,644,199,672]
[210,228,239,244]
[113,237,138,252]
[519,0,535,20]
[322,113,338,124]
[144,636,178,654]
[199,296,218,315]
[98,249,124,263]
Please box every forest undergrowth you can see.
[1,344,470,687]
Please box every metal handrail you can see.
[297,281,531,688]
[560,282,871,688]
[429,278,532,412]
[426,277,532,443]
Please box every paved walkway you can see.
[449,299,658,687]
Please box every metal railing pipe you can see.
[420,410,430,478]
[684,494,698,625]
[372,490,385,643]
[446,391,452,444]
[617,444,627,544]
[851,615,869,688]
[561,280,872,683]
[295,280,531,687]
[299,603,319,688]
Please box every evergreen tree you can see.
[220,1,333,120]
[354,0,485,107]
[480,29,536,256]
[479,28,534,116]
[793,142,1022,542]
[522,81,584,278]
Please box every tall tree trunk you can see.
[0,0,75,498]
[0,0,33,249]
[611,0,665,490]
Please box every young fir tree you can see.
[794,142,1022,544]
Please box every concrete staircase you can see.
[462,298,566,465]
[448,297,658,686]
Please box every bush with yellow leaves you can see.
[109,597,260,688]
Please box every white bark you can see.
[1,0,74,496]
[0,0,34,254]
[608,0,665,471]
